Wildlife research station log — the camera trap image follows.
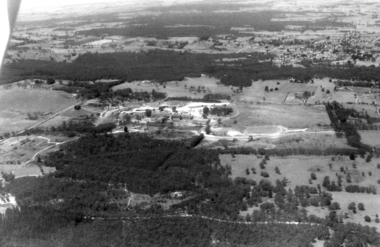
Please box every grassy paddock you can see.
[222,103,330,131]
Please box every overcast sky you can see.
[19,0,194,12]
[19,0,127,10]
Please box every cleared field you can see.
[0,111,39,134]
[238,80,317,104]
[331,91,377,104]
[0,89,77,134]
[0,89,77,112]
[0,164,55,178]
[223,103,330,130]
[59,108,95,118]
[272,132,352,150]
[220,154,334,189]
[359,131,380,147]
[220,154,380,191]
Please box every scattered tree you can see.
[275,166,280,175]
[261,172,269,178]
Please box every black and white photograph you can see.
[1,0,380,246]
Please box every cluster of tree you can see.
[335,80,375,88]
[203,93,231,101]
[325,101,370,151]
[322,176,342,192]
[345,185,377,194]
[57,79,126,99]
[101,88,166,103]
[165,97,220,103]
[210,107,233,116]
[51,118,115,136]
[217,146,366,157]
[220,73,252,87]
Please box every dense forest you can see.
[4,50,380,86]
[44,133,229,195]
[76,11,351,39]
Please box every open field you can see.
[221,154,380,191]
[0,111,39,134]
[0,89,78,134]
[359,131,380,147]
[271,132,351,150]
[237,79,318,104]
[331,91,378,105]
[222,103,330,130]
[0,164,55,178]
[0,89,77,112]
[59,107,95,118]
[0,135,73,165]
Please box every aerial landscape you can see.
[2,0,380,246]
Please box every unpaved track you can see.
[24,136,79,165]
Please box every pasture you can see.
[238,80,318,104]
[359,131,380,147]
[343,103,379,118]
[220,154,380,191]
[222,103,330,130]
[0,88,77,112]
[0,88,77,134]
[221,154,380,229]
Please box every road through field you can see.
[24,136,79,165]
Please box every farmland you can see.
[2,0,380,246]
[220,153,380,230]
[0,88,78,134]
[222,103,330,130]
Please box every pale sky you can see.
[21,0,121,8]
[18,0,190,12]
